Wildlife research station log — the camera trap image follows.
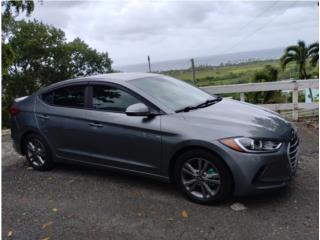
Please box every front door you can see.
[82,83,162,174]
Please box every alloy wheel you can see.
[26,138,46,167]
[181,157,221,199]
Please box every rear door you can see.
[36,83,94,160]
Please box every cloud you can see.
[20,0,318,66]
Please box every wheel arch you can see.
[19,129,51,155]
[168,145,235,191]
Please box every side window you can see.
[42,85,86,108]
[92,85,141,112]
[42,91,54,105]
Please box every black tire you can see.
[174,149,233,205]
[23,133,55,171]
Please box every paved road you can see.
[2,123,318,240]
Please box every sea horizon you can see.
[114,47,284,72]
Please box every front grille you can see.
[287,132,299,173]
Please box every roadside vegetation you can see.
[161,59,318,87]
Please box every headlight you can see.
[220,137,282,153]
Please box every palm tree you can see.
[308,42,319,67]
[281,40,309,79]
[281,40,319,101]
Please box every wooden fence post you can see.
[292,81,299,121]
[147,56,151,73]
[240,92,245,102]
[190,58,196,85]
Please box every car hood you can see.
[180,98,293,141]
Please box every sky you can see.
[20,0,319,66]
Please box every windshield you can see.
[130,76,217,111]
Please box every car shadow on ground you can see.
[37,160,293,208]
[54,161,180,195]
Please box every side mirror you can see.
[125,103,151,116]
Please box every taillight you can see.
[10,105,21,117]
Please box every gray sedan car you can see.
[10,73,299,204]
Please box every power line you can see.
[218,1,297,55]
[233,1,279,37]
[213,1,278,56]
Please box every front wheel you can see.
[174,149,233,204]
[24,133,55,171]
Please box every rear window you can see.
[42,85,85,108]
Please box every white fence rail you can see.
[201,79,319,121]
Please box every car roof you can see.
[86,72,162,82]
[39,72,163,93]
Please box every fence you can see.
[200,79,319,121]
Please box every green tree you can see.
[2,0,35,76]
[2,43,16,77]
[245,65,284,104]
[5,20,68,90]
[67,38,113,77]
[2,0,34,33]
[6,20,113,82]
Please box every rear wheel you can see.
[24,133,54,171]
[174,149,233,204]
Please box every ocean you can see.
[115,47,284,72]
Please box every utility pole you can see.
[147,56,151,73]
[190,58,196,85]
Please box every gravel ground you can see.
[2,123,319,240]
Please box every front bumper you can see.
[212,139,299,196]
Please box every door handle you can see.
[38,114,49,120]
[88,122,104,128]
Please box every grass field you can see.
[160,59,319,87]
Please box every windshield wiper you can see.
[176,105,197,113]
[176,97,222,113]
[195,96,222,109]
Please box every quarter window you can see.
[42,85,85,108]
[92,85,140,112]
